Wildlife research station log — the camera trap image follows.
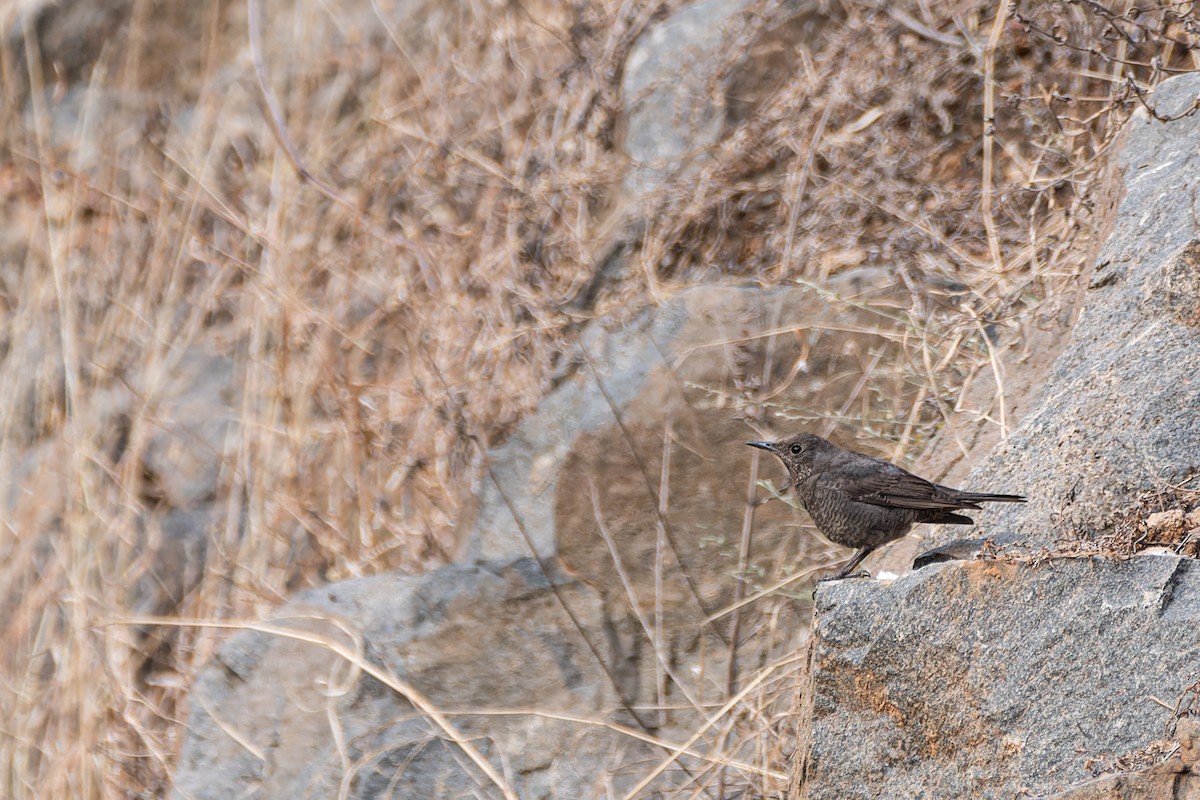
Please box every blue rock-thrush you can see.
[748,433,1025,579]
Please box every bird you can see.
[747,432,1025,581]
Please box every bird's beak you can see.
[745,441,776,453]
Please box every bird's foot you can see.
[817,570,872,583]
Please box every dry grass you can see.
[0,0,1197,797]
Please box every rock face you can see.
[936,71,1200,549]
[173,559,673,800]
[796,556,1200,799]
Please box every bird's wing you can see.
[825,467,982,511]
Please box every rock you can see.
[1,0,133,92]
[1043,764,1200,800]
[6,346,240,512]
[132,508,213,618]
[1,346,228,627]
[0,322,65,449]
[1147,509,1186,532]
[1146,509,1189,545]
[620,0,836,196]
[931,72,1200,550]
[141,350,237,509]
[793,556,1200,799]
[172,558,680,800]
[1143,507,1200,558]
[572,1,836,309]
[1041,722,1200,800]
[621,0,756,194]
[1180,717,1200,767]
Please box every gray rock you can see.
[621,0,755,194]
[141,349,237,509]
[0,323,66,449]
[572,1,837,309]
[620,0,835,196]
[1044,763,1200,800]
[937,71,1200,549]
[132,508,213,618]
[795,556,1200,799]
[172,558,678,800]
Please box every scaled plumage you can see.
[747,433,1025,580]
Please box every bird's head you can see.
[746,432,829,483]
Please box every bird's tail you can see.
[954,491,1026,504]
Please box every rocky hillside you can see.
[1,1,1197,798]
[174,70,1200,799]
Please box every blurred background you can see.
[1,0,1196,796]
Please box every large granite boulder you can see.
[793,556,1200,798]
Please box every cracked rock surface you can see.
[795,556,1200,799]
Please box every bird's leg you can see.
[823,546,875,581]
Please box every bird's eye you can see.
[790,443,803,455]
